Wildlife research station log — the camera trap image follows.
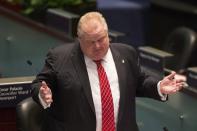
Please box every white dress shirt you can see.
[85,49,120,131]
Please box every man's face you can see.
[79,27,110,61]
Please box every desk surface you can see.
[137,91,197,131]
[0,76,35,85]
[0,12,72,78]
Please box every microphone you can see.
[27,60,33,66]
[0,67,3,78]
[26,60,40,75]
[163,127,168,131]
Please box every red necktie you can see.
[94,60,115,131]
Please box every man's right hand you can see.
[40,81,53,105]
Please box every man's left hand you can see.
[160,71,186,95]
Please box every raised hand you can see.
[160,71,186,95]
[40,81,53,105]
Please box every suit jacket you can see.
[32,42,162,131]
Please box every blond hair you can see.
[77,12,108,37]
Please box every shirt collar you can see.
[84,48,112,65]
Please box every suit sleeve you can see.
[126,46,162,100]
[31,48,57,105]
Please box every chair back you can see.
[163,27,197,73]
[16,97,44,131]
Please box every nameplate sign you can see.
[0,76,35,107]
[138,46,173,75]
[187,67,197,89]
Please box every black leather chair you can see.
[163,27,197,74]
[16,97,44,131]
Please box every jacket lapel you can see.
[71,43,95,114]
[110,45,127,124]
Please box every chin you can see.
[92,56,103,61]
[92,57,101,61]
[90,52,106,60]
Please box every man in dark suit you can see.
[32,12,185,131]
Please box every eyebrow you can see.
[86,32,107,39]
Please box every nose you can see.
[94,41,101,49]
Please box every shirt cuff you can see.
[38,91,51,109]
[157,81,167,101]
